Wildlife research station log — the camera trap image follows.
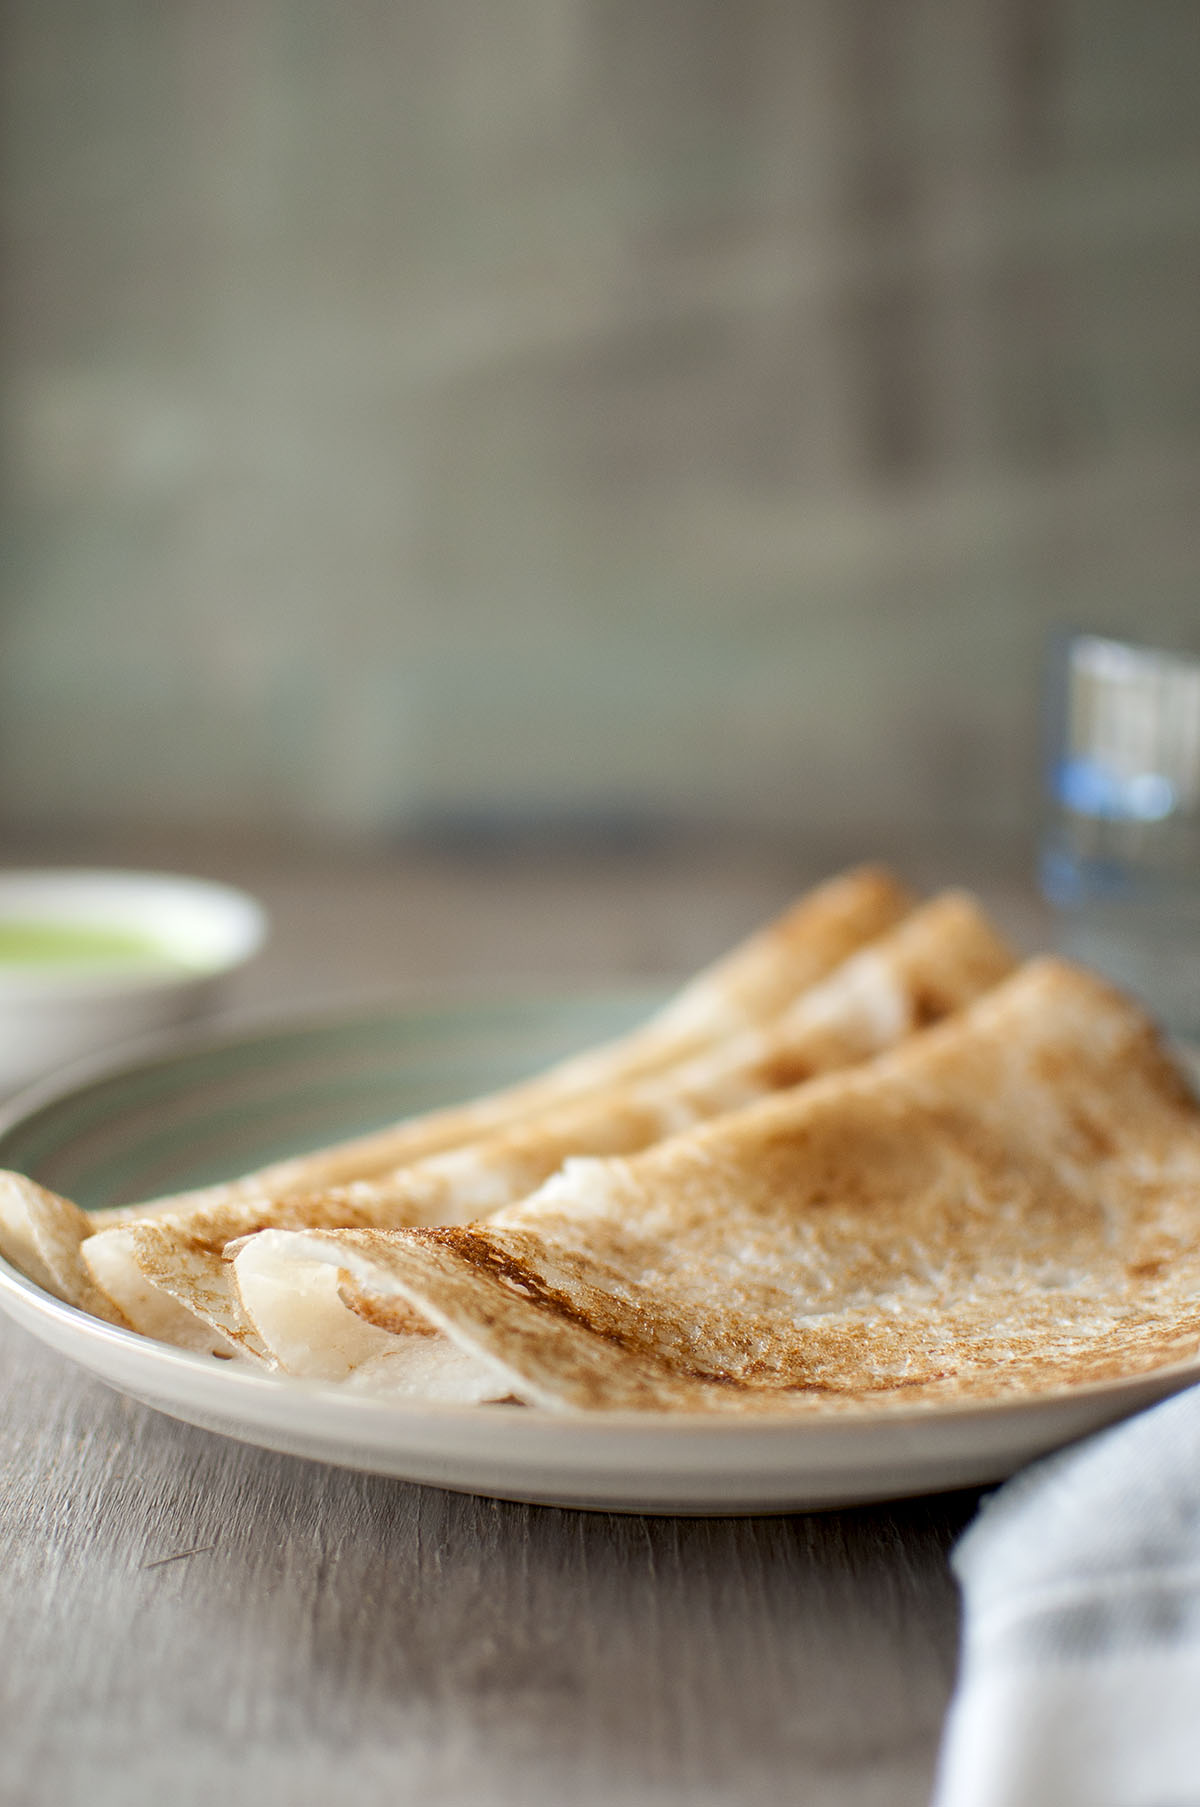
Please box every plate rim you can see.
[2,994,1200,1508]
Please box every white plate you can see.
[2,995,1198,1515]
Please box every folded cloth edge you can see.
[932,1381,1200,1807]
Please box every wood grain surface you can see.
[0,1311,974,1807]
[0,845,1040,1805]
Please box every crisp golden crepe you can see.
[230,960,1200,1412]
[222,890,1014,1373]
[272,890,1014,1230]
[110,890,1013,1357]
[0,864,912,1341]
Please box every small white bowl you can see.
[0,869,268,1093]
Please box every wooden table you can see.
[0,841,1049,1807]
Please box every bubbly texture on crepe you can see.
[0,864,913,1341]
[232,960,1200,1413]
[100,889,1014,1356]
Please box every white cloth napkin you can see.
[932,1384,1200,1807]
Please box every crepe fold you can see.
[0,864,912,1342]
[231,959,1200,1413]
[95,889,1014,1357]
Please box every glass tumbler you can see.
[1041,633,1200,1038]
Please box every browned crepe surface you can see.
[2,863,913,1341]
[297,959,1200,1413]
[213,890,1010,1371]
[128,889,1009,1254]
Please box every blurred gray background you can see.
[2,0,1198,854]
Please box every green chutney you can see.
[0,919,189,972]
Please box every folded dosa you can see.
[83,889,1011,1357]
[224,891,1014,1372]
[233,960,1200,1412]
[298,889,1014,1228]
[0,864,911,1339]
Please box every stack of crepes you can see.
[3,863,1200,1416]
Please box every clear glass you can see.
[1041,633,1200,1036]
